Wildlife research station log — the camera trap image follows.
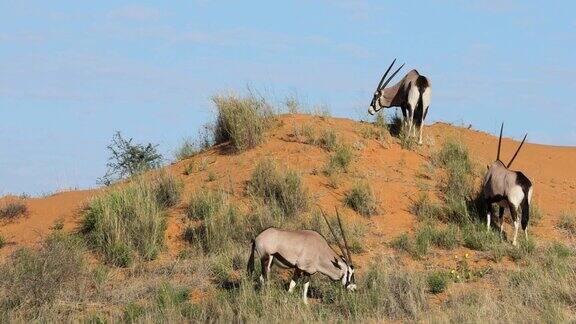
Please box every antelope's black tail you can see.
[247,239,256,275]
[517,172,533,230]
[414,76,429,127]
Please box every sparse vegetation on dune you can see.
[557,212,576,236]
[248,159,308,219]
[0,232,88,320]
[344,182,379,217]
[0,200,27,221]
[174,137,198,161]
[2,108,575,322]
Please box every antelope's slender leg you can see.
[509,205,520,246]
[289,269,301,293]
[407,106,414,136]
[266,255,274,281]
[302,274,310,305]
[400,106,408,130]
[498,206,505,235]
[486,202,495,232]
[418,111,425,144]
[260,255,273,284]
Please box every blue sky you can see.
[1,1,574,195]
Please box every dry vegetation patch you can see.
[0,200,27,221]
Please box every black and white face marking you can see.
[368,90,381,115]
[341,264,357,291]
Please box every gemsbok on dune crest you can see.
[482,123,533,246]
[247,208,356,304]
[368,58,432,144]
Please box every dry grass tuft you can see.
[213,92,275,152]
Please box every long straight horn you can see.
[507,133,527,168]
[497,123,503,161]
[319,208,347,260]
[335,208,352,265]
[376,58,397,90]
[381,63,405,89]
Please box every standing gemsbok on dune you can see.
[483,123,533,246]
[247,208,356,304]
[368,58,432,144]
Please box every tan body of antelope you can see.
[247,210,356,304]
[483,124,533,246]
[368,59,432,144]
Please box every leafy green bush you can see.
[99,131,163,185]
[213,92,275,152]
[427,272,448,294]
[345,182,379,217]
[248,159,308,218]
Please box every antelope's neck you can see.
[380,84,402,107]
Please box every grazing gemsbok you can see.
[482,123,533,246]
[247,208,356,304]
[368,59,432,144]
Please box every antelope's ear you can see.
[486,164,490,170]
[332,257,342,269]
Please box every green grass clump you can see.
[81,177,169,266]
[248,159,308,219]
[430,224,459,249]
[213,92,275,152]
[184,193,252,253]
[411,194,444,222]
[345,182,379,217]
[548,242,573,258]
[326,144,353,174]
[433,139,476,224]
[391,231,428,259]
[461,222,500,251]
[0,200,27,220]
[0,235,5,249]
[152,171,183,208]
[123,302,146,322]
[186,190,224,221]
[427,271,449,294]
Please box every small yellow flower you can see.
[465,253,470,259]
[456,275,460,279]
[450,270,456,274]
[454,255,459,260]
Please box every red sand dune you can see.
[1,115,575,264]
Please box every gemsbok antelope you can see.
[482,123,533,246]
[368,59,432,144]
[247,208,356,304]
